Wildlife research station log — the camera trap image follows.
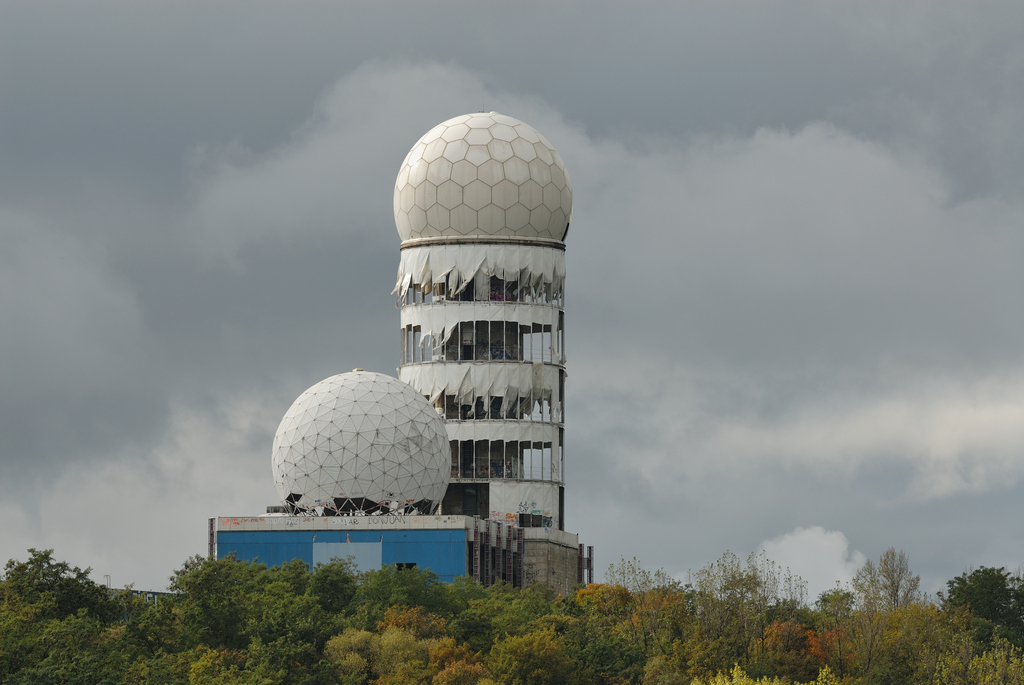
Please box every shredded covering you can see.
[399,362,561,421]
[443,421,560,450]
[394,243,565,301]
[401,302,561,347]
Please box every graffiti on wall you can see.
[488,501,553,528]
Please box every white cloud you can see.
[0,397,280,590]
[4,54,1024,594]
[563,119,1024,502]
[706,376,1024,498]
[760,526,867,600]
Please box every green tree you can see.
[350,565,458,631]
[687,663,840,684]
[4,611,125,685]
[850,553,889,677]
[559,583,647,684]
[449,582,557,653]
[308,557,359,614]
[945,566,1024,647]
[487,628,573,685]
[2,548,119,623]
[934,630,1024,685]
[167,554,266,650]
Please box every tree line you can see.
[2,547,1023,684]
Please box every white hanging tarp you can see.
[394,243,565,300]
[444,421,559,446]
[400,302,561,347]
[399,363,559,406]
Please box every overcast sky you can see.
[2,1,1023,599]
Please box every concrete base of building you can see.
[522,527,584,596]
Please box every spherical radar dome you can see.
[394,112,572,243]
[271,371,450,516]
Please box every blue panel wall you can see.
[216,528,469,583]
[313,542,382,572]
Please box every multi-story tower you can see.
[393,112,571,532]
[213,112,590,593]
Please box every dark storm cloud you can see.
[1,2,1022,591]
[3,3,1021,197]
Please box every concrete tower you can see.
[394,112,571,532]
[211,112,591,592]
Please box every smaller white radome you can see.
[271,371,450,515]
[394,112,572,244]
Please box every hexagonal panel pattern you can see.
[271,371,450,515]
[395,112,572,243]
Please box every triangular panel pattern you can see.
[271,371,450,516]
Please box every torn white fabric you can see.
[394,243,565,300]
[444,421,560,447]
[399,363,561,414]
[400,302,561,347]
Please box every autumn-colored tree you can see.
[433,660,492,685]
[373,626,436,685]
[324,628,377,685]
[9,546,1024,685]
[188,645,279,685]
[350,565,461,632]
[967,637,1024,684]
[748,619,820,682]
[379,605,449,639]
[558,585,646,684]
[688,663,840,685]
[849,548,934,683]
[604,558,691,658]
[808,587,854,679]
[683,551,807,678]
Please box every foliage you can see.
[348,564,460,632]
[809,587,855,679]
[487,627,573,685]
[688,664,840,684]
[2,548,120,624]
[449,582,558,652]
[944,566,1024,647]
[3,547,1024,685]
[683,551,808,680]
[309,558,359,614]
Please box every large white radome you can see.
[271,371,450,515]
[394,112,572,243]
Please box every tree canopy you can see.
[2,547,1024,684]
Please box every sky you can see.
[2,1,1023,600]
